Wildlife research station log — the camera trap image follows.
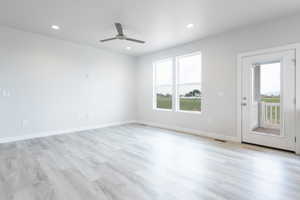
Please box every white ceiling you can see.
[1,0,300,56]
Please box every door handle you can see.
[241,102,247,106]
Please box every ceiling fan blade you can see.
[100,37,117,42]
[125,38,146,44]
[115,23,124,35]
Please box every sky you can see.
[155,56,280,96]
[260,62,280,95]
[155,54,201,95]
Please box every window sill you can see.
[152,108,202,115]
[176,110,202,115]
[153,108,173,112]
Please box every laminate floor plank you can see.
[0,124,299,200]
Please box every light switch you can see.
[217,92,224,97]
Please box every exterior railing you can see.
[261,102,280,129]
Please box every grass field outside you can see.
[261,97,280,103]
[156,95,172,109]
[179,97,201,112]
[156,95,279,117]
[156,95,201,111]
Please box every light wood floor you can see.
[0,124,300,200]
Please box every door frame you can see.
[237,43,300,154]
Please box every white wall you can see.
[0,26,136,139]
[1,14,300,146]
[137,14,300,140]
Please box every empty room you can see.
[1,0,300,199]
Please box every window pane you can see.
[251,62,281,136]
[156,86,172,109]
[155,59,173,85]
[178,85,201,112]
[178,54,201,84]
[260,63,280,100]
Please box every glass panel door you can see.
[241,49,296,151]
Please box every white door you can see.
[241,50,296,151]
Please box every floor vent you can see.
[214,139,226,143]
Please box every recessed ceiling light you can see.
[126,47,132,50]
[186,24,194,29]
[51,25,60,30]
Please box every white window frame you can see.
[153,58,174,111]
[175,52,202,113]
[153,52,202,114]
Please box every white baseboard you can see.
[0,120,240,144]
[137,120,240,143]
[0,120,137,144]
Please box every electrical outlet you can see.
[22,120,29,128]
[3,90,11,97]
[207,117,213,125]
[78,114,88,120]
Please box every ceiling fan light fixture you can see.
[51,25,60,30]
[126,46,132,50]
[100,23,146,44]
[186,23,195,29]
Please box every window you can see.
[153,52,202,113]
[176,53,202,112]
[153,59,173,110]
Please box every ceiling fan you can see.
[100,23,145,44]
